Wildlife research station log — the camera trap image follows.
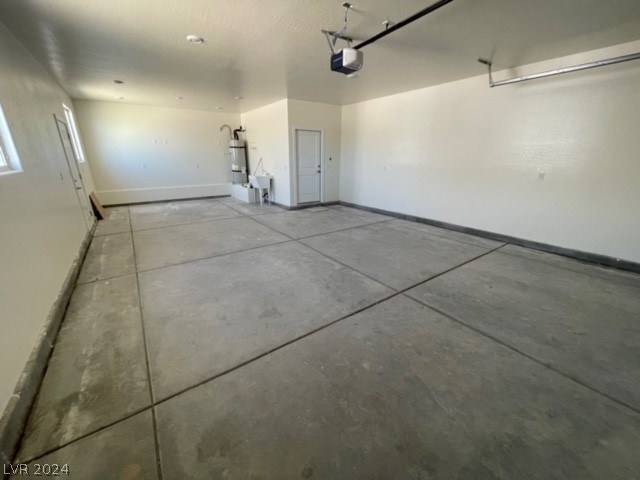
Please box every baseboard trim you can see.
[339,201,640,274]
[0,222,95,467]
[273,201,340,211]
[105,194,231,208]
[106,197,336,210]
[98,183,231,206]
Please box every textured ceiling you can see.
[1,0,640,112]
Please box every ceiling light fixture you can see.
[186,35,205,44]
[234,96,243,100]
[177,96,183,100]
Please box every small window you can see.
[0,142,10,173]
[0,104,22,175]
[62,104,85,163]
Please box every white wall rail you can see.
[478,52,640,87]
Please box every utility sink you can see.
[249,175,271,189]
[249,175,272,205]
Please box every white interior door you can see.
[55,116,94,228]
[296,129,322,204]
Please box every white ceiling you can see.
[2,0,640,112]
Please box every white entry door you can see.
[296,129,321,204]
[55,116,94,228]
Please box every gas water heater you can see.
[220,125,247,184]
[229,138,247,184]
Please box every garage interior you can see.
[1,0,639,478]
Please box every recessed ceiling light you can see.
[176,96,183,100]
[113,80,124,84]
[186,35,205,44]
[215,106,223,110]
[234,96,243,100]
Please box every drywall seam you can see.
[0,222,95,466]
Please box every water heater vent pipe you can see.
[219,124,232,140]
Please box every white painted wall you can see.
[288,100,341,204]
[340,40,640,263]
[241,100,292,206]
[0,23,96,414]
[74,101,240,205]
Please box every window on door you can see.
[0,104,22,175]
[62,104,85,163]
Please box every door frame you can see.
[291,127,325,206]
[54,114,94,228]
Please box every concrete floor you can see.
[12,198,640,479]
